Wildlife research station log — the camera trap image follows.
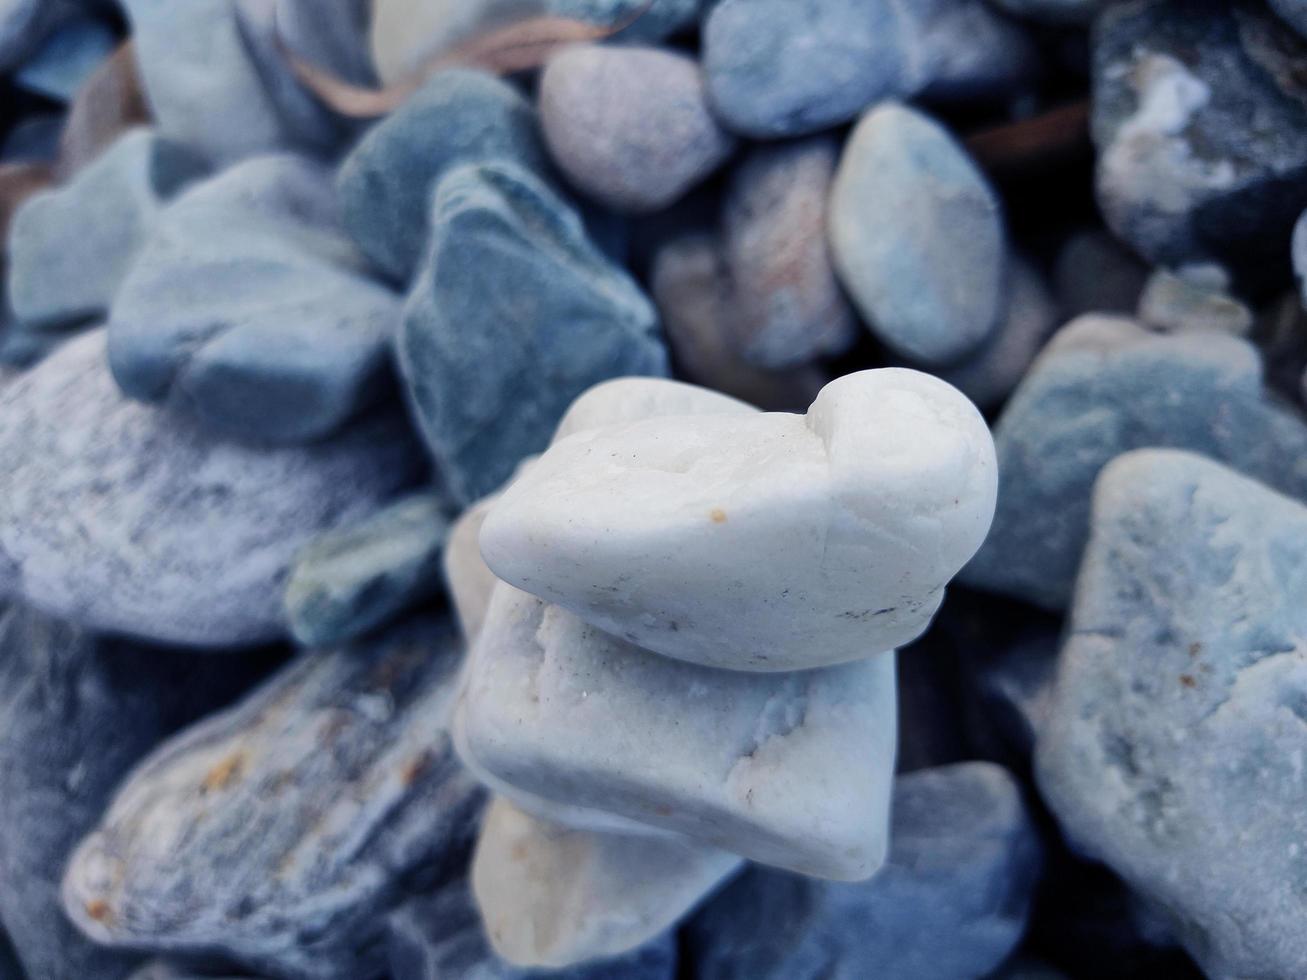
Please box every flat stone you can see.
[1035,448,1307,979]
[398,161,665,505]
[651,232,825,411]
[687,762,1043,980]
[8,128,207,331]
[337,69,548,283]
[1093,0,1307,291]
[960,315,1307,609]
[0,604,274,980]
[1136,265,1253,335]
[481,369,996,671]
[540,45,734,214]
[830,102,1006,367]
[0,328,419,646]
[63,617,483,980]
[472,798,740,968]
[284,491,451,648]
[109,154,401,444]
[722,137,856,370]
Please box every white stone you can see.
[481,369,997,672]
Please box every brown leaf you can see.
[56,42,151,182]
[0,162,54,236]
[963,101,1091,179]
[278,1,654,118]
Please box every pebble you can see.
[337,69,549,284]
[722,137,856,370]
[398,160,665,505]
[1270,0,1307,37]
[540,45,735,214]
[0,0,75,72]
[63,617,484,980]
[13,14,116,102]
[0,604,274,980]
[1136,265,1253,335]
[961,314,1307,609]
[472,798,740,967]
[108,154,402,444]
[651,232,826,411]
[1036,448,1307,979]
[686,762,1042,980]
[481,369,996,671]
[7,128,207,332]
[284,491,451,648]
[907,0,1040,103]
[1053,229,1149,320]
[1093,0,1307,291]
[829,102,1006,367]
[0,328,419,646]
[444,488,509,647]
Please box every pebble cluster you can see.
[2,1,1307,979]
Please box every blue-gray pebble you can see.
[1036,448,1307,980]
[338,69,549,284]
[399,161,666,504]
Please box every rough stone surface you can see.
[722,137,856,370]
[109,155,402,444]
[539,45,735,214]
[960,315,1307,609]
[0,328,419,646]
[472,799,739,968]
[830,102,1006,367]
[687,762,1042,980]
[481,369,996,671]
[338,69,548,283]
[1093,0,1307,291]
[285,491,451,648]
[63,617,483,980]
[8,128,207,331]
[0,604,275,980]
[398,161,665,505]
[1036,449,1307,979]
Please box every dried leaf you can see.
[278,1,654,118]
[964,101,1090,178]
[55,42,151,182]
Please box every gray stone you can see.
[1137,265,1253,335]
[1053,229,1149,320]
[687,762,1042,980]
[938,256,1059,410]
[63,617,483,980]
[906,0,1040,103]
[8,128,207,331]
[284,491,451,648]
[1271,0,1307,37]
[701,0,914,138]
[337,69,548,283]
[960,315,1307,610]
[1093,0,1307,291]
[398,161,665,504]
[722,137,856,370]
[388,878,678,980]
[13,15,116,102]
[0,113,62,162]
[1035,448,1307,979]
[540,45,735,214]
[0,604,274,980]
[0,0,76,72]
[830,102,1006,367]
[109,155,401,444]
[0,328,419,647]
[651,233,825,411]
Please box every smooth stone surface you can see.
[0,605,274,980]
[960,315,1307,610]
[0,329,419,646]
[722,137,856,370]
[482,369,996,671]
[1093,0,1307,290]
[830,102,1006,367]
[8,128,207,331]
[284,491,451,648]
[109,155,401,444]
[472,799,740,968]
[1136,265,1252,335]
[687,762,1042,980]
[399,161,666,505]
[388,878,678,980]
[540,45,735,214]
[338,69,548,283]
[905,0,1040,103]
[938,257,1060,410]
[13,15,116,102]
[64,618,483,980]
[457,580,898,880]
[1036,449,1307,979]
[1053,229,1149,319]
[0,0,75,72]
[651,233,825,411]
